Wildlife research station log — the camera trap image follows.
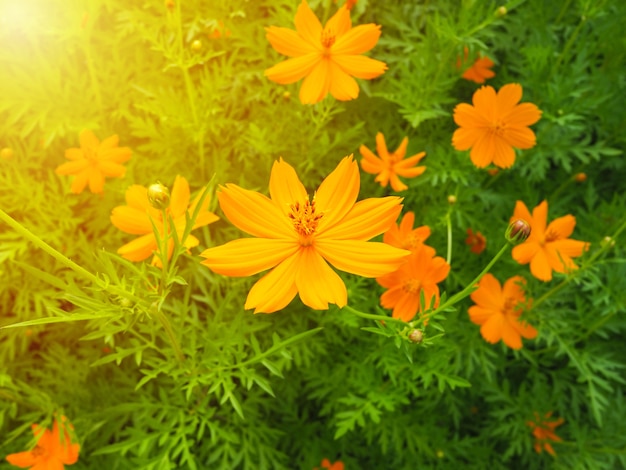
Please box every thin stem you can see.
[155,309,185,363]
[446,210,453,266]
[0,209,146,307]
[553,15,587,72]
[344,305,412,325]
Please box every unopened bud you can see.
[0,147,14,160]
[447,195,457,205]
[574,172,587,182]
[436,449,445,458]
[495,6,507,17]
[408,329,423,343]
[191,39,202,51]
[147,183,170,210]
[601,236,615,248]
[506,219,531,243]
[283,91,291,100]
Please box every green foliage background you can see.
[1,0,625,468]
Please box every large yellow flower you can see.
[55,129,131,194]
[111,176,218,266]
[200,156,410,313]
[264,1,387,104]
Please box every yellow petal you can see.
[111,206,153,234]
[328,60,360,101]
[100,134,119,149]
[55,160,89,175]
[99,147,132,163]
[318,196,402,240]
[245,251,300,313]
[299,59,331,104]
[170,175,190,218]
[87,168,105,193]
[294,0,322,46]
[79,129,99,149]
[265,53,321,85]
[218,184,294,239]
[295,247,347,309]
[118,233,157,262]
[332,54,387,79]
[269,158,308,216]
[201,238,299,276]
[265,26,318,57]
[70,170,89,194]
[325,5,351,38]
[332,24,381,55]
[98,160,127,177]
[315,155,360,231]
[65,148,84,160]
[315,240,409,277]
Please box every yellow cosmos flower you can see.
[359,133,426,192]
[110,175,218,266]
[55,129,131,194]
[200,155,410,314]
[264,1,387,104]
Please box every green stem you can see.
[0,209,146,307]
[446,210,453,266]
[553,15,587,72]
[344,305,413,325]
[155,309,185,363]
[158,208,170,294]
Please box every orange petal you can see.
[319,196,402,241]
[100,134,119,149]
[170,176,190,218]
[70,170,89,194]
[218,184,294,239]
[295,247,347,309]
[453,103,490,128]
[269,158,308,215]
[117,233,157,262]
[512,241,541,265]
[504,103,542,127]
[200,238,299,276]
[294,0,323,46]
[532,200,548,237]
[332,54,387,79]
[110,206,153,234]
[245,251,300,313]
[98,160,127,177]
[389,173,407,192]
[332,24,381,55]
[491,136,516,168]
[529,248,553,281]
[480,313,505,343]
[472,86,497,122]
[391,290,419,322]
[299,59,331,104]
[315,156,360,231]
[315,240,409,277]
[550,238,588,258]
[545,244,578,274]
[375,132,389,161]
[470,273,503,310]
[502,275,526,300]
[65,148,83,160]
[325,4,351,38]
[503,126,536,149]
[265,54,321,84]
[328,60,360,101]
[99,147,132,163]
[5,450,37,467]
[452,127,482,151]
[469,132,495,168]
[265,26,318,57]
[500,320,523,349]
[512,200,533,229]
[496,83,522,115]
[546,215,576,240]
[55,160,89,175]
[395,152,425,168]
[468,306,496,326]
[511,318,538,340]
[79,129,99,149]
[395,166,426,178]
[87,168,105,193]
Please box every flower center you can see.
[289,199,323,246]
[489,119,506,136]
[402,234,420,251]
[31,445,49,460]
[320,28,336,49]
[544,228,559,243]
[402,278,421,294]
[388,151,402,164]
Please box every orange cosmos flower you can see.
[200,155,409,314]
[377,246,450,322]
[452,84,542,169]
[526,411,564,456]
[468,273,537,349]
[383,211,435,256]
[511,200,589,281]
[110,175,218,266]
[55,129,131,194]
[315,459,344,470]
[359,133,426,192]
[6,419,80,469]
[465,228,486,254]
[264,1,387,104]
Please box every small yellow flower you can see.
[55,129,131,194]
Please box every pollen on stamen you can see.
[320,28,336,48]
[288,199,324,245]
[403,278,421,294]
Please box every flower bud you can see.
[191,39,202,51]
[495,6,507,17]
[0,147,14,160]
[601,236,615,248]
[147,182,170,210]
[506,219,531,243]
[408,329,423,343]
[283,91,291,100]
[574,172,587,182]
[447,195,457,205]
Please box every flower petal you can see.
[546,214,576,240]
[245,251,300,313]
[332,54,387,79]
[98,160,127,177]
[265,54,321,85]
[512,241,541,265]
[470,273,503,310]
[117,233,157,262]
[55,160,89,175]
[315,240,409,277]
[265,26,318,57]
[79,129,99,149]
[391,290,420,322]
[319,196,403,240]
[110,206,153,234]
[315,155,360,231]
[468,306,496,326]
[452,127,482,151]
[469,132,495,167]
[333,23,381,55]
[294,0,322,46]
[496,83,522,116]
[70,171,89,194]
[87,167,105,193]
[269,158,309,216]
[480,313,505,344]
[491,136,516,168]
[217,184,294,239]
[170,176,190,218]
[453,103,490,129]
[295,247,347,309]
[503,126,536,149]
[504,103,542,127]
[472,85,497,122]
[529,247,553,281]
[201,238,299,276]
[299,59,331,104]
[532,200,548,238]
[328,60,360,101]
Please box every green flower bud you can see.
[147,182,170,210]
[506,219,531,244]
[408,329,423,344]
